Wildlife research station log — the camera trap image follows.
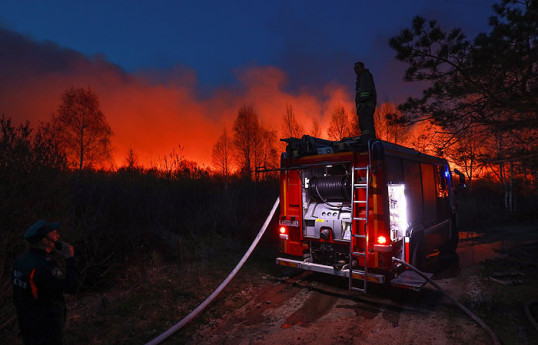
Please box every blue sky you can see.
[0,0,495,98]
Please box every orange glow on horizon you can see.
[6,62,359,171]
[2,26,486,175]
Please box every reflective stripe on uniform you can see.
[29,268,38,299]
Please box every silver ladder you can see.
[348,142,372,293]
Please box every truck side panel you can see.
[279,169,305,257]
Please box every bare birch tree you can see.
[53,87,112,170]
[232,104,260,178]
[327,105,352,141]
[212,128,232,182]
[281,104,304,138]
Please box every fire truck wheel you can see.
[410,232,426,272]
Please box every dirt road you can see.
[188,228,538,345]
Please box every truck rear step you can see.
[276,257,385,284]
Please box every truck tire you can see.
[410,232,426,272]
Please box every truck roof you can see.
[281,135,448,166]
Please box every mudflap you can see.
[390,270,433,291]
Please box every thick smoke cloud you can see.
[1,26,358,168]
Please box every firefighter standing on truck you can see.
[354,61,377,144]
[12,220,79,345]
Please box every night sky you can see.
[0,0,496,167]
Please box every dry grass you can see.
[50,241,280,345]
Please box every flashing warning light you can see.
[377,235,388,245]
[279,226,287,234]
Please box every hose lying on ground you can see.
[145,197,280,345]
[392,257,501,345]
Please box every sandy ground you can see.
[188,226,538,345]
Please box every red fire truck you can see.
[276,136,458,292]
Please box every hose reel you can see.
[309,175,351,202]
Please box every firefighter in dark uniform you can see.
[12,220,79,345]
[354,61,377,144]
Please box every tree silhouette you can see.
[254,126,279,180]
[390,0,537,141]
[390,0,538,204]
[53,87,112,170]
[124,147,139,170]
[281,104,304,138]
[232,104,260,178]
[374,102,409,144]
[311,119,322,138]
[327,105,352,141]
[161,145,185,176]
[212,129,232,183]
[1,115,66,171]
[231,104,279,180]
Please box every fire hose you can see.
[144,197,280,345]
[144,196,500,345]
[392,257,501,345]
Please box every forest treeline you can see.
[0,114,279,334]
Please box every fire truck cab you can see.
[276,136,458,292]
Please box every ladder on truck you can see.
[348,141,372,293]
